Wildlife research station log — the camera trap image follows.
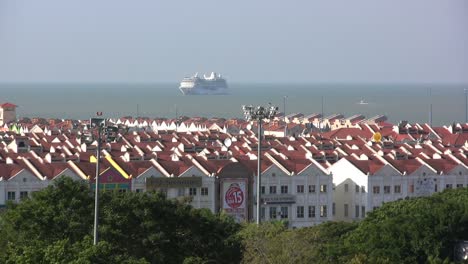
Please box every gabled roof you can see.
[0,102,17,108]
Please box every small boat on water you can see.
[357,99,369,105]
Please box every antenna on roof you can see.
[320,96,324,133]
[464,88,467,123]
[428,88,432,128]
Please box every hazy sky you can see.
[1,0,467,83]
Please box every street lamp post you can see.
[90,117,118,246]
[242,104,278,225]
[90,117,104,245]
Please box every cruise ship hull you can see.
[179,87,229,95]
[179,72,228,95]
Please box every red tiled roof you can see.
[0,102,17,108]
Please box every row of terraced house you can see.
[1,114,468,228]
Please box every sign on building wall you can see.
[222,178,248,222]
[146,177,202,190]
[415,176,436,196]
[261,194,296,204]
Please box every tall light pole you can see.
[90,117,104,246]
[90,116,118,246]
[242,104,278,224]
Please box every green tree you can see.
[237,221,356,264]
[0,177,241,263]
[345,188,468,263]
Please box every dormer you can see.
[7,137,30,153]
[395,152,408,160]
[318,142,334,150]
[325,153,338,162]
[383,141,394,149]
[171,153,179,161]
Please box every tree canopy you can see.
[237,188,468,264]
[1,177,467,263]
[0,177,241,263]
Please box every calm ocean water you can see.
[0,83,467,126]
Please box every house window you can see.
[201,187,208,196]
[296,185,304,193]
[269,186,277,194]
[178,188,185,196]
[280,207,288,219]
[361,206,366,217]
[308,185,316,193]
[20,191,28,200]
[355,185,360,193]
[320,184,327,193]
[320,205,327,217]
[384,186,391,194]
[281,185,288,194]
[260,207,265,219]
[361,186,366,193]
[7,191,16,201]
[344,184,349,192]
[332,203,336,216]
[409,184,414,193]
[373,186,380,194]
[189,187,197,196]
[135,188,143,193]
[344,204,349,217]
[394,185,401,193]
[308,206,316,218]
[297,206,304,218]
[269,207,277,219]
[445,184,452,189]
[457,184,464,188]
[261,186,266,194]
[355,205,360,218]
[434,184,438,192]
[158,188,167,197]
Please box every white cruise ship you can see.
[179,72,228,95]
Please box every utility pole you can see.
[465,89,467,123]
[283,96,287,137]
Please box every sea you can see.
[0,83,467,126]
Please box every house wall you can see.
[252,165,333,228]
[330,158,369,222]
[2,170,47,205]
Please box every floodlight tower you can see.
[242,104,278,224]
[90,115,118,246]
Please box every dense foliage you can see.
[0,177,241,263]
[237,221,357,264]
[1,177,467,263]
[345,188,468,263]
[237,188,468,264]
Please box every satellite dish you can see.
[373,132,382,142]
[224,138,232,148]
